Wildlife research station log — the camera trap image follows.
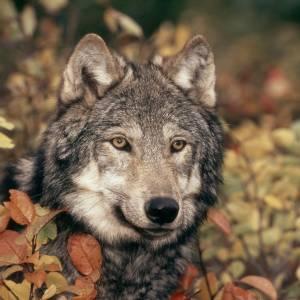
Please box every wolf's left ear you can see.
[60,33,125,107]
[161,35,216,108]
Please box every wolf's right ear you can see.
[60,34,125,107]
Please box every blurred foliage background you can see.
[0,0,299,299]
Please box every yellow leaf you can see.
[103,8,143,37]
[4,280,31,300]
[0,285,17,300]
[42,284,57,300]
[272,128,296,149]
[20,5,37,37]
[0,116,14,130]
[45,272,68,293]
[0,132,14,149]
[36,255,62,272]
[264,195,284,210]
[39,0,68,14]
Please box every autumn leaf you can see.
[169,291,188,300]
[0,205,10,232]
[240,276,277,300]
[42,284,57,300]
[193,272,218,300]
[221,283,257,300]
[35,255,62,272]
[45,272,68,294]
[4,279,31,300]
[24,270,46,288]
[104,8,143,38]
[0,265,23,280]
[0,285,17,300]
[4,190,35,225]
[67,234,102,282]
[178,264,199,290]
[25,208,64,243]
[72,276,97,300]
[208,208,232,235]
[0,230,29,266]
[36,221,57,249]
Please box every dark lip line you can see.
[113,206,173,239]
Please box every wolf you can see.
[1,33,224,299]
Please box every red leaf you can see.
[179,264,199,290]
[67,234,102,282]
[0,205,10,232]
[208,208,231,235]
[170,291,188,300]
[0,230,29,266]
[4,190,35,225]
[240,276,277,300]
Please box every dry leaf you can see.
[25,208,64,242]
[4,190,35,225]
[42,284,57,300]
[0,265,23,280]
[208,208,232,235]
[4,279,31,300]
[0,132,15,149]
[0,285,17,300]
[240,276,277,300]
[104,8,143,38]
[67,234,102,282]
[0,230,29,266]
[20,5,37,37]
[24,270,46,288]
[36,255,62,272]
[178,264,199,290]
[72,276,97,300]
[0,205,10,232]
[45,272,68,294]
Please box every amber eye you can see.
[111,137,130,151]
[171,140,187,153]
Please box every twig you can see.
[198,245,214,300]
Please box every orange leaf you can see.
[72,276,97,300]
[0,205,10,232]
[208,208,231,235]
[4,190,35,225]
[179,264,199,290]
[240,276,277,300]
[67,234,102,282]
[0,230,29,266]
[25,270,47,288]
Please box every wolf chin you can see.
[1,34,224,299]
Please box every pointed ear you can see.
[161,35,216,108]
[60,33,125,107]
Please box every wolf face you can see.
[38,34,223,248]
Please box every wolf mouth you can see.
[114,205,173,238]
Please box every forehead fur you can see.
[90,64,198,130]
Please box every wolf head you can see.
[40,34,223,248]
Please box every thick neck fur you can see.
[1,155,198,299]
[45,215,197,300]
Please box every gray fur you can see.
[1,34,224,299]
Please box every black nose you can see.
[145,197,179,225]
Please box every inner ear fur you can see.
[60,33,125,107]
[161,35,216,108]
